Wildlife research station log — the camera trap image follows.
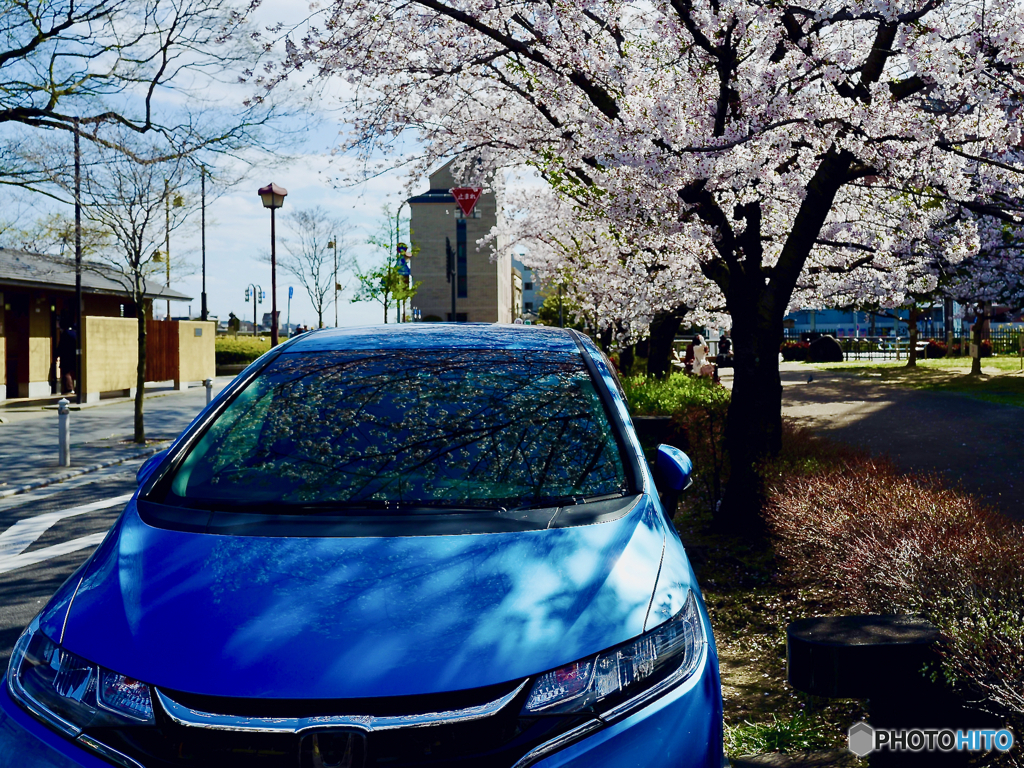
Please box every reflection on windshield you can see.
[165,350,627,512]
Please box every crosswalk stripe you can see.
[0,532,108,575]
[0,494,132,558]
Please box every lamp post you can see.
[163,181,184,320]
[73,116,82,405]
[245,284,264,338]
[201,166,208,321]
[328,236,338,327]
[257,182,288,346]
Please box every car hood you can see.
[56,497,671,699]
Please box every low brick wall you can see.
[81,316,138,397]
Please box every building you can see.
[512,257,543,316]
[784,305,961,337]
[0,248,193,401]
[408,161,514,323]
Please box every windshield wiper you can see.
[500,491,628,515]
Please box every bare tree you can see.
[1,0,288,193]
[263,206,353,329]
[50,133,198,442]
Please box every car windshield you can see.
[162,349,628,513]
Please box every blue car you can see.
[1,325,723,768]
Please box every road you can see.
[0,464,140,669]
[0,381,231,667]
[0,379,230,491]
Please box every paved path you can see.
[0,467,139,668]
[0,378,232,492]
[777,363,1024,521]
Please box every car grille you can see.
[81,682,597,768]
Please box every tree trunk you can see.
[970,307,984,375]
[717,284,784,535]
[906,304,920,367]
[135,304,146,444]
[647,305,688,378]
[619,344,635,375]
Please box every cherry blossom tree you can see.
[497,187,727,373]
[258,0,1024,526]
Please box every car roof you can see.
[283,323,584,354]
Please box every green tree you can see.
[352,262,421,324]
[353,205,420,323]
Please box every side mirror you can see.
[653,445,693,516]
[136,449,168,487]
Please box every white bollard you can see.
[204,378,213,406]
[58,398,71,467]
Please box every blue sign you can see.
[288,286,294,299]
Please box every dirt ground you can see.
[769,362,1024,521]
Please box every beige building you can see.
[0,248,211,403]
[408,161,514,323]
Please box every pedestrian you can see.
[55,315,78,395]
[693,334,714,377]
[683,339,695,375]
[718,331,733,368]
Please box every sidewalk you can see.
[0,377,233,495]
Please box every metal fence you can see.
[782,329,1024,362]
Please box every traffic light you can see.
[245,287,250,302]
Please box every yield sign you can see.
[452,187,483,216]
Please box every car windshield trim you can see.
[158,491,630,517]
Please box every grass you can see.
[811,356,1024,407]
[725,713,836,756]
[621,372,730,416]
[215,335,272,365]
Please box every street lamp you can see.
[258,182,288,346]
[328,237,338,327]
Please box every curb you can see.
[0,442,170,499]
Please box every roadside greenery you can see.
[215,336,271,366]
[621,373,730,416]
[725,714,835,756]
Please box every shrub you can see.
[623,373,731,515]
[763,434,1024,748]
[780,341,810,361]
[981,339,993,357]
[215,336,271,365]
[621,372,730,416]
[926,339,947,358]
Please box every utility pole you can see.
[201,167,208,321]
[164,179,171,321]
[330,236,338,327]
[446,237,456,322]
[73,117,82,405]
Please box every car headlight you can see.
[522,589,705,717]
[6,617,155,738]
